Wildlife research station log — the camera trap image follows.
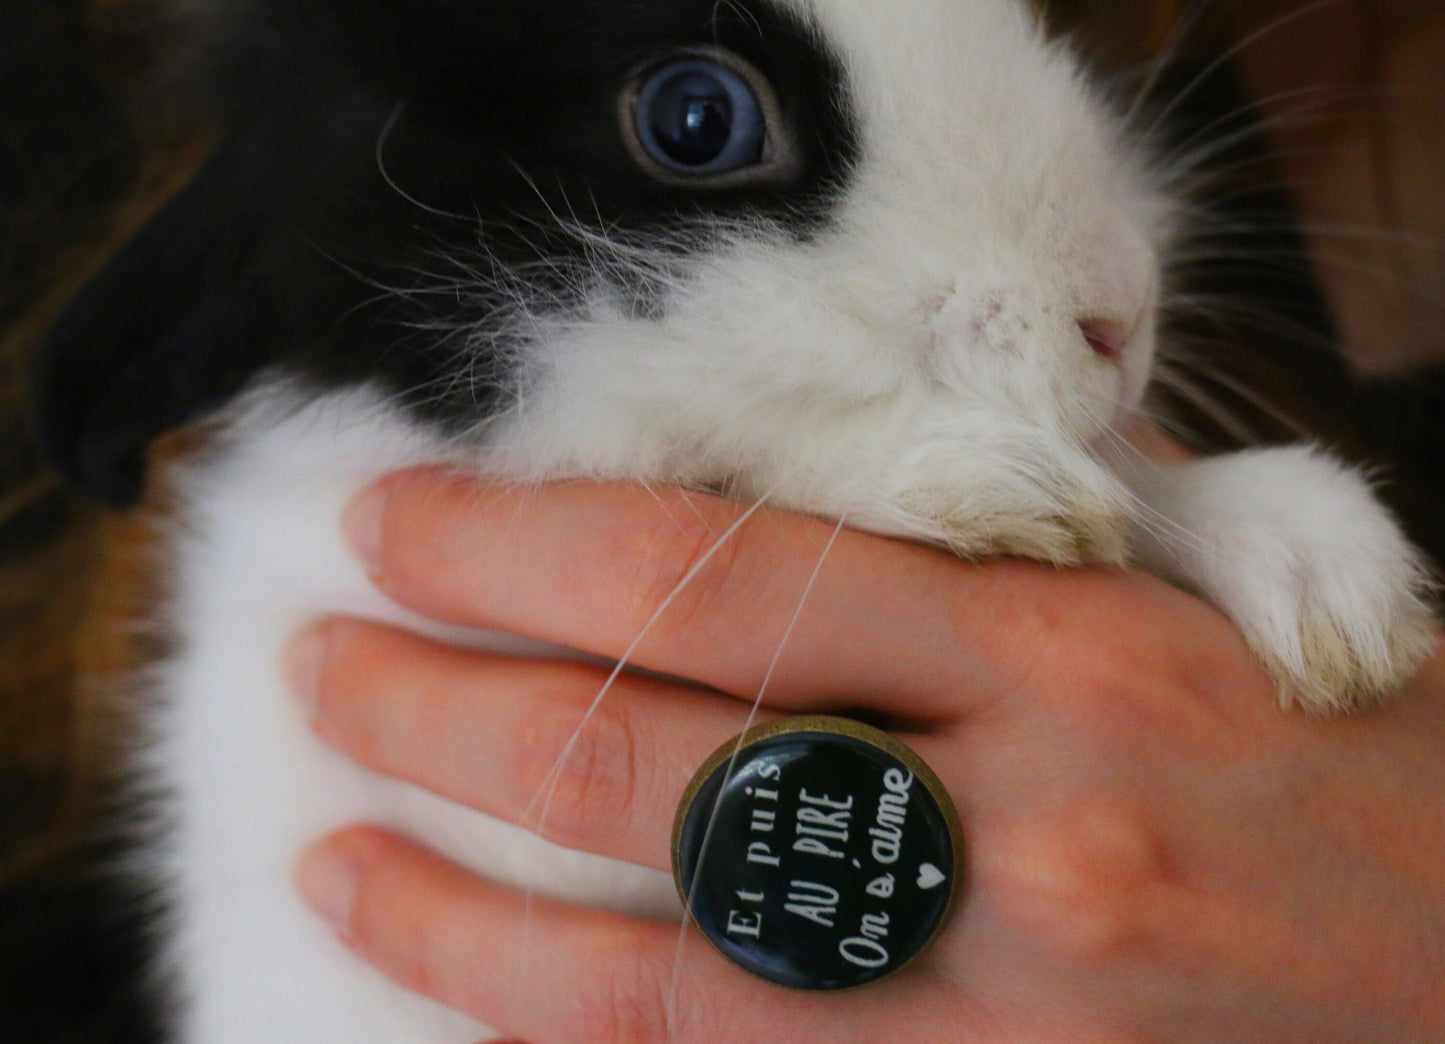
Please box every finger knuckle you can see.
[613,493,753,643]
[996,801,1169,967]
[516,688,642,846]
[582,933,672,1043]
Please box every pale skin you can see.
[284,469,1445,1043]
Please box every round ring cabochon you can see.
[672,717,963,990]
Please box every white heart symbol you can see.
[916,863,946,890]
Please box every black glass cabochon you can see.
[673,719,962,990]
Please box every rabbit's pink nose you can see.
[1079,318,1128,360]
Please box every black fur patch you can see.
[35,0,860,505]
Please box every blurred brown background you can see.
[0,1,1441,1041]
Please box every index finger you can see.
[342,474,1200,720]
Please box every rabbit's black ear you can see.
[33,148,277,508]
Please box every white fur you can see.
[1122,446,1435,711]
[147,0,1433,1040]
[158,390,683,1042]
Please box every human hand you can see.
[285,473,1445,1042]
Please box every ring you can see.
[672,715,964,990]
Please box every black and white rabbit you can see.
[33,0,1435,1040]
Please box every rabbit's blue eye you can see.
[633,58,768,177]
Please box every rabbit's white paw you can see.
[894,429,1133,565]
[1127,446,1436,713]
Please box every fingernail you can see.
[295,842,360,932]
[342,481,387,572]
[281,626,330,714]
